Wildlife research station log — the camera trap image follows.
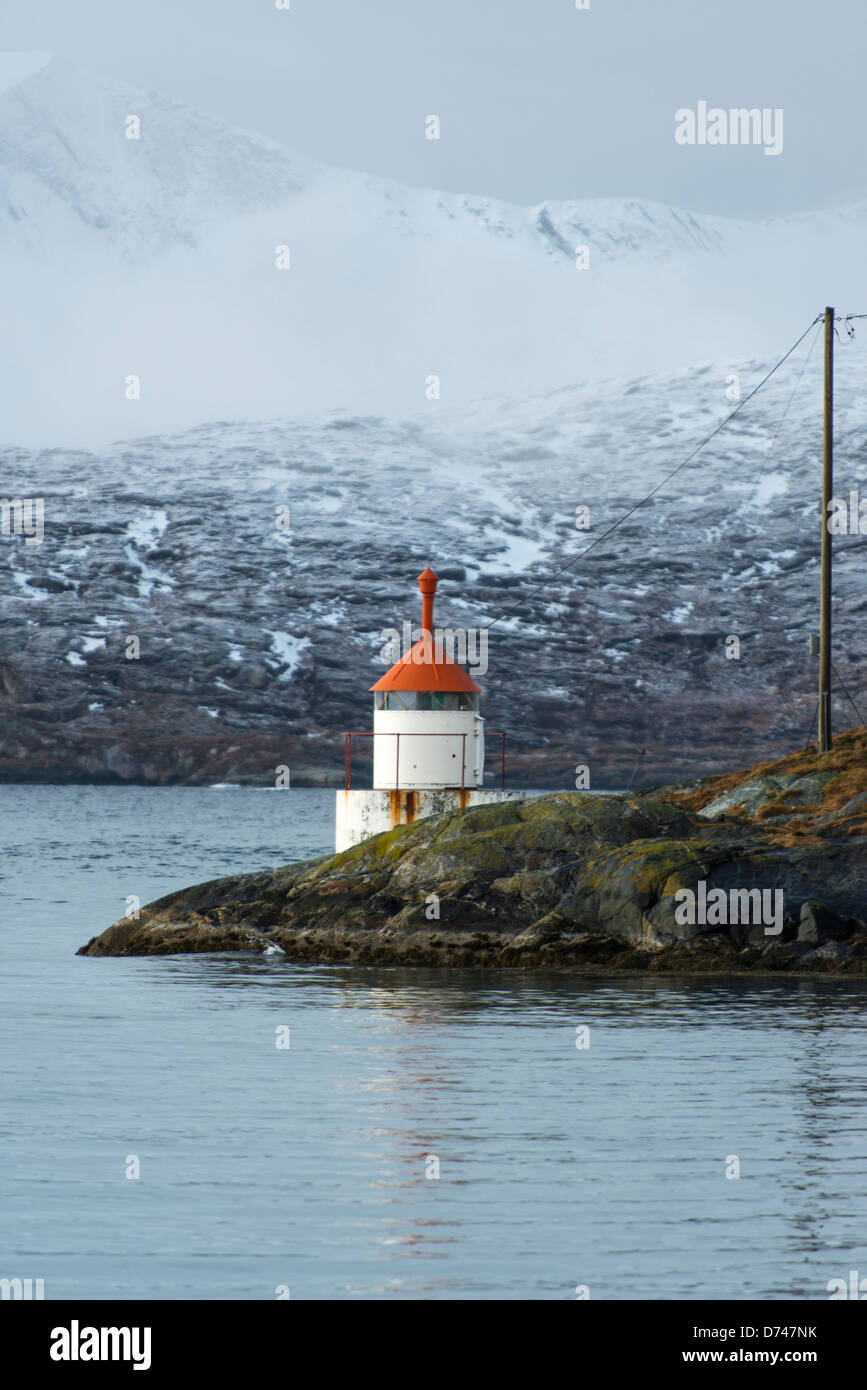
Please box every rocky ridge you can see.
[4,347,867,790]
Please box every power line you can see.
[734,319,821,520]
[835,312,867,343]
[484,312,824,632]
[474,308,867,742]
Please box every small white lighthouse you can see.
[335,566,525,852]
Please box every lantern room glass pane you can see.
[377,690,479,711]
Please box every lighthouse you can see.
[370,567,485,790]
[335,566,525,851]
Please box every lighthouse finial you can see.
[417,566,438,638]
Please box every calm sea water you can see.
[1,784,866,1301]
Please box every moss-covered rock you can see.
[78,732,867,974]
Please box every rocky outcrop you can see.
[78,728,867,972]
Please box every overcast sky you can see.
[5,0,866,217]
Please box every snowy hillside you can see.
[1,54,867,444]
[2,341,865,786]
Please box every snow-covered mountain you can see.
[2,53,865,787]
[2,53,867,445]
[0,53,312,255]
[2,343,865,786]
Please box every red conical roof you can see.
[370,567,483,693]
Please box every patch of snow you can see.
[11,571,49,600]
[307,607,345,629]
[265,630,311,680]
[123,543,173,598]
[126,510,169,548]
[666,604,694,624]
[481,528,549,574]
[744,471,789,510]
[314,492,345,514]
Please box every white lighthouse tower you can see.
[335,566,525,852]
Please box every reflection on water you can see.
[1,785,866,1300]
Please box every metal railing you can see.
[341,730,506,791]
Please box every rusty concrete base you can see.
[335,788,526,853]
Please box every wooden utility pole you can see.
[818,306,834,752]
